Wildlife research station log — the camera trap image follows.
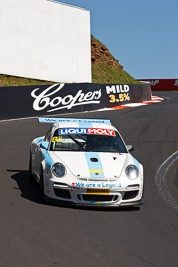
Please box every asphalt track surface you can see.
[0,91,178,267]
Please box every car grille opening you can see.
[77,194,81,200]
[54,188,71,199]
[123,190,139,200]
[81,195,115,202]
[113,195,118,201]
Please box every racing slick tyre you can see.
[29,152,35,181]
[39,168,45,199]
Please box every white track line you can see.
[155,151,178,213]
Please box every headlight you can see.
[51,163,66,178]
[125,165,139,180]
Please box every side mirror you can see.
[126,145,134,152]
[40,141,49,150]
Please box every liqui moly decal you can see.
[31,84,101,112]
[59,128,115,136]
[59,128,88,135]
[87,128,115,136]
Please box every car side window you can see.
[115,132,127,153]
[44,127,53,142]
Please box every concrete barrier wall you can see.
[0,83,151,120]
[0,0,91,83]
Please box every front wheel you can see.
[39,168,44,198]
[29,152,35,181]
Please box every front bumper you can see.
[43,179,143,207]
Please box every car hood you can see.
[52,151,129,179]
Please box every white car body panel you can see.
[52,151,128,179]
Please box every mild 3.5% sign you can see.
[109,93,130,103]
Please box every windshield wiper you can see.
[67,135,90,151]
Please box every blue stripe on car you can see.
[131,155,140,170]
[42,152,54,168]
[84,152,105,178]
[78,122,93,128]
[90,201,105,204]
[36,137,43,143]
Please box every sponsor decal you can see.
[106,85,130,94]
[59,128,87,135]
[109,93,130,103]
[38,117,111,124]
[58,128,115,136]
[72,182,121,189]
[87,188,110,194]
[174,80,178,86]
[87,128,115,136]
[149,80,160,86]
[106,85,130,104]
[31,84,101,112]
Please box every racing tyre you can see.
[39,168,44,198]
[29,152,35,181]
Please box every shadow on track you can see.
[7,169,45,205]
[73,205,140,212]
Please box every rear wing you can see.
[38,117,111,124]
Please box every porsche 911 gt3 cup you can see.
[29,117,143,207]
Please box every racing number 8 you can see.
[52,136,62,143]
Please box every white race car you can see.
[29,117,143,207]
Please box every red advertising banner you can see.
[137,79,178,91]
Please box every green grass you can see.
[91,36,140,84]
[0,74,54,87]
[92,60,139,84]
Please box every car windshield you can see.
[50,128,127,153]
